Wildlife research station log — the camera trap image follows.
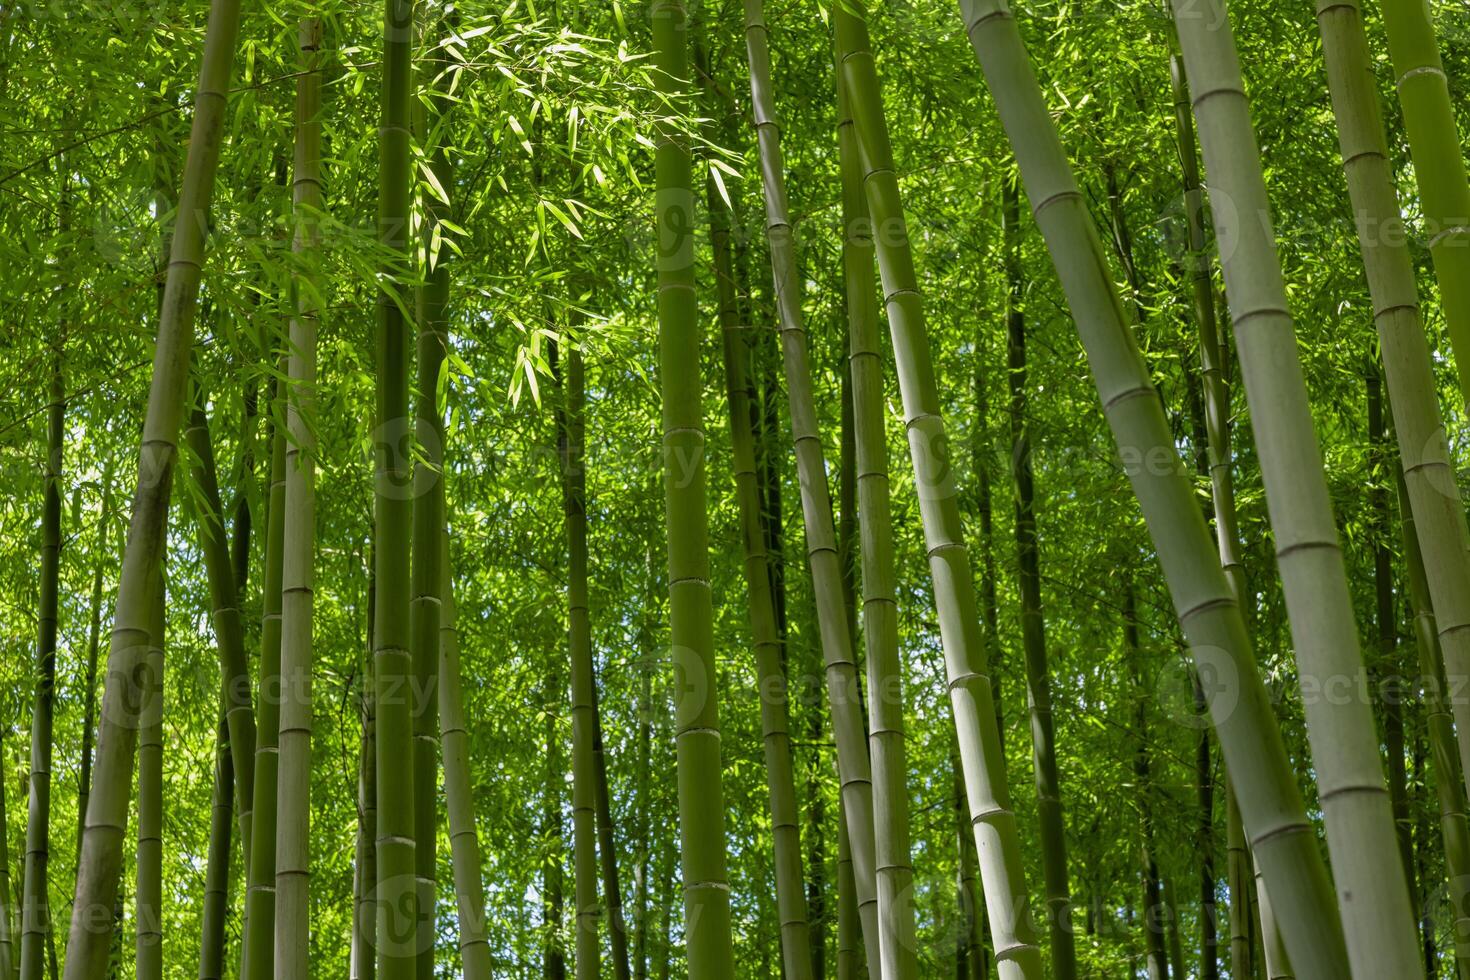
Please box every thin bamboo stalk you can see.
[76,462,114,876]
[709,164,814,980]
[1314,0,1470,835]
[196,711,232,980]
[273,19,321,976]
[740,5,890,972]
[836,5,1041,975]
[1397,466,1470,972]
[20,324,63,980]
[438,527,492,979]
[135,564,164,980]
[1376,0,1470,410]
[242,366,286,980]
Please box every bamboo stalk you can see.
[836,5,1041,975]
[953,0,1351,973]
[272,18,322,976]
[62,0,243,970]
[709,162,814,980]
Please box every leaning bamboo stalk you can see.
[63,0,243,971]
[1172,1,1423,969]
[741,5,890,971]
[1396,463,1470,972]
[1314,0,1470,829]
[836,5,1040,975]
[273,18,322,977]
[709,166,814,980]
[1376,0,1470,410]
[438,527,491,978]
[20,327,63,980]
[650,1,736,972]
[135,564,164,980]
[182,400,258,856]
[953,0,1350,974]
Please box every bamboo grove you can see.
[8,0,1470,975]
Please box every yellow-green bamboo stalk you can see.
[273,19,322,977]
[242,364,286,980]
[709,165,814,980]
[135,563,164,980]
[742,5,890,971]
[651,2,735,973]
[20,325,62,980]
[1315,0,1470,830]
[1396,464,1470,973]
[952,0,1350,974]
[63,0,243,971]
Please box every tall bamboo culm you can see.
[708,162,813,980]
[835,4,1040,976]
[1001,170,1076,980]
[197,711,232,980]
[826,19,922,975]
[409,19,456,980]
[1377,0,1470,410]
[1396,466,1470,973]
[559,339,601,980]
[1316,0,1470,827]
[374,0,418,974]
[182,399,258,864]
[136,562,165,980]
[650,1,736,973]
[1166,49,1274,980]
[242,367,287,980]
[63,0,243,972]
[952,0,1350,974]
[1170,2,1424,971]
[20,326,63,980]
[739,4,890,971]
[273,19,322,977]
[438,527,492,978]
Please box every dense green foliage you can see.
[3,0,1470,976]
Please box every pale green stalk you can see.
[952,0,1350,974]
[438,527,492,978]
[273,19,322,976]
[835,4,1040,975]
[1170,2,1423,971]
